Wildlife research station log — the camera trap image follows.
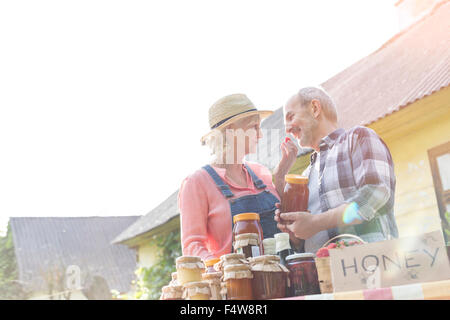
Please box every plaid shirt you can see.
[303,126,399,243]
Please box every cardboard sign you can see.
[328,230,450,292]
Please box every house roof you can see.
[114,1,450,244]
[321,0,450,129]
[10,216,140,294]
[112,191,179,245]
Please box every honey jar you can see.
[204,258,221,273]
[249,255,289,300]
[160,285,183,300]
[176,256,205,285]
[202,272,223,300]
[182,281,211,300]
[233,213,264,254]
[223,264,253,300]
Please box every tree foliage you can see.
[0,223,27,299]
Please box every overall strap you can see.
[244,163,267,189]
[202,165,234,198]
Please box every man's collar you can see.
[319,128,345,150]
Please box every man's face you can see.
[284,96,318,148]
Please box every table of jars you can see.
[277,279,450,300]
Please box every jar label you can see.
[251,246,260,257]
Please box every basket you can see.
[315,234,366,294]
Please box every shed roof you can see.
[321,0,450,129]
[10,216,139,294]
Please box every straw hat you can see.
[200,93,273,144]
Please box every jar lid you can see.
[285,174,308,184]
[221,253,245,261]
[249,255,280,264]
[233,213,260,223]
[204,258,220,267]
[182,281,211,299]
[162,285,183,293]
[286,253,316,261]
[249,255,289,273]
[176,256,202,264]
[176,256,205,269]
[202,272,222,280]
[274,232,291,252]
[235,233,259,240]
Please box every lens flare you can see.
[342,202,362,225]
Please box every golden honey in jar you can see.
[160,285,183,300]
[202,272,222,300]
[183,281,211,300]
[176,256,205,285]
[232,213,264,255]
[233,233,261,259]
[249,255,289,300]
[223,264,253,300]
[282,175,309,213]
[204,258,221,273]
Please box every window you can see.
[428,141,450,230]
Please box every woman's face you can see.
[225,115,262,161]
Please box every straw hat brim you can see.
[200,110,273,144]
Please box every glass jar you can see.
[286,253,320,297]
[262,238,276,255]
[202,272,223,300]
[282,175,309,213]
[183,281,211,300]
[233,213,264,255]
[160,285,183,300]
[234,233,261,259]
[176,256,205,285]
[223,264,253,300]
[249,255,289,300]
[204,258,221,273]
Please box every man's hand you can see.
[279,211,321,240]
[274,203,298,243]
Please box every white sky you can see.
[0,0,399,235]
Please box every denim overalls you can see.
[202,164,281,239]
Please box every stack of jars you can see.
[175,256,211,300]
[202,257,222,300]
[217,253,253,300]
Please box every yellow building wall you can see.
[369,87,450,238]
[137,242,161,268]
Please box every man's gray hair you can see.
[296,86,338,123]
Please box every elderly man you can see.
[274,87,398,253]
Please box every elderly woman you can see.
[178,93,298,261]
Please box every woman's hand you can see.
[279,137,298,174]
